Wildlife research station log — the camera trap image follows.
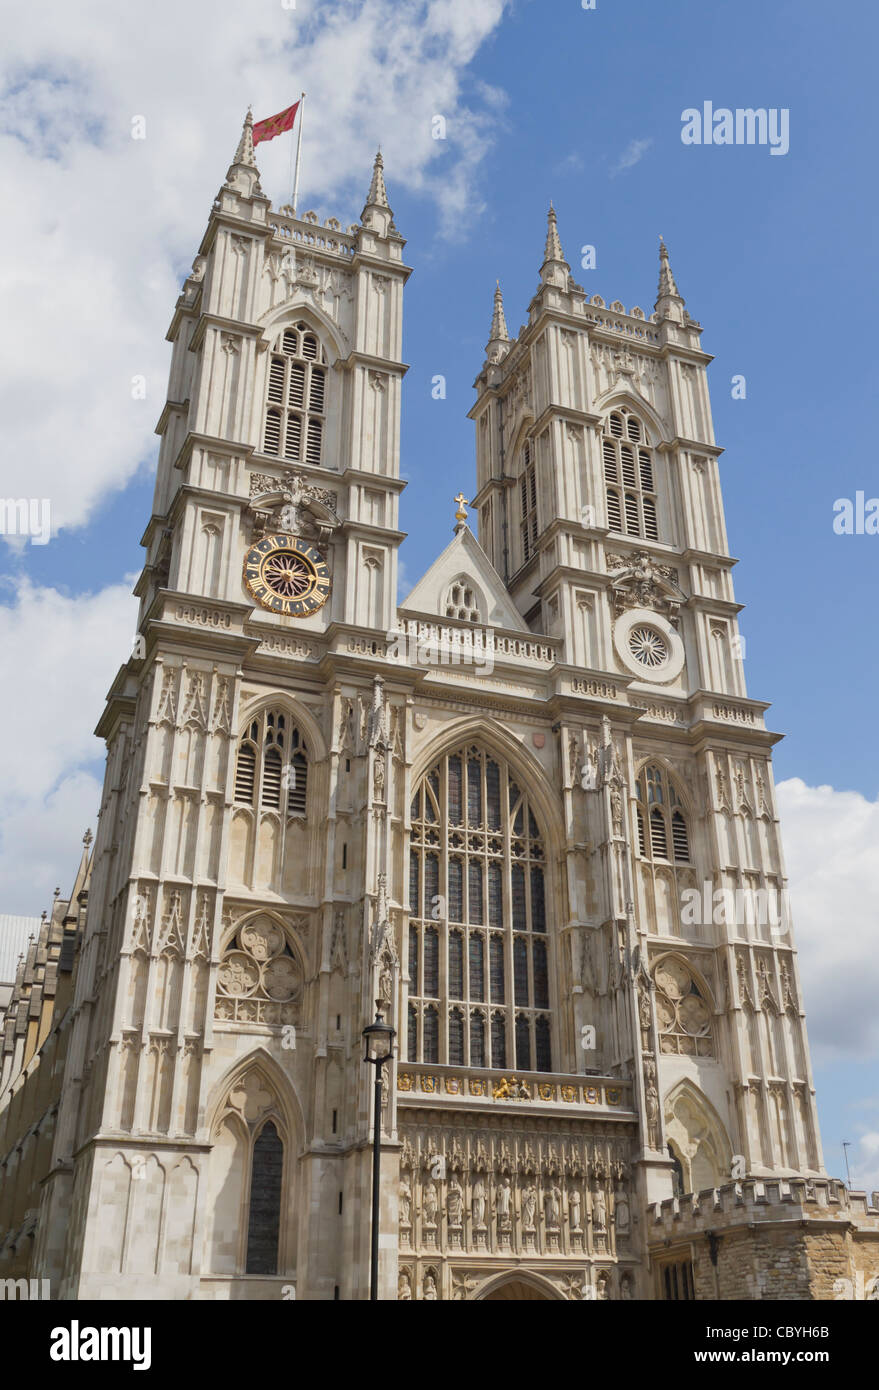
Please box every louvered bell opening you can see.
[267,357,285,403]
[264,409,282,456]
[621,443,637,488]
[607,488,622,532]
[262,748,283,809]
[639,450,654,490]
[625,493,640,535]
[672,810,690,862]
[287,753,308,816]
[528,468,537,512]
[284,413,302,461]
[282,329,299,356]
[609,413,623,438]
[650,808,668,858]
[234,743,256,803]
[643,496,659,540]
[306,418,322,466]
[309,367,326,413]
[302,333,318,360]
[288,363,305,408]
[603,439,618,483]
[626,416,642,442]
[637,806,646,856]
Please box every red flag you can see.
[253,100,301,146]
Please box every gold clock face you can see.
[243,534,331,617]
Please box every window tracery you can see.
[263,321,327,466]
[407,744,552,1071]
[215,916,302,1026]
[233,708,309,817]
[603,409,658,541]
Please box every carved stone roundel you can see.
[263,956,301,1002]
[218,951,261,997]
[241,920,285,960]
[655,959,690,1000]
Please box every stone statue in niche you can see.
[373,747,386,803]
[593,1185,607,1231]
[399,1176,411,1225]
[398,1271,412,1300]
[378,955,393,1011]
[638,981,653,1048]
[423,1272,437,1301]
[569,1187,582,1231]
[496,1175,512,1225]
[447,1176,463,1226]
[644,1058,660,1149]
[614,1185,630,1234]
[423,1180,438,1226]
[522,1184,537,1231]
[545,1183,562,1229]
[471,1174,486,1227]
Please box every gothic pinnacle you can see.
[486,279,509,347]
[542,202,568,269]
[232,108,258,169]
[365,149,390,210]
[655,235,684,307]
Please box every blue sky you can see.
[1,0,877,1191]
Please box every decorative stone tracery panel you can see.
[215,915,302,1025]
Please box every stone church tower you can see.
[12,116,877,1301]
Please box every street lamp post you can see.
[362,1012,396,1301]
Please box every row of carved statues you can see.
[399,1168,630,1238]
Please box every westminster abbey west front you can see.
[1,114,878,1302]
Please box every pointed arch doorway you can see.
[476,1271,563,1301]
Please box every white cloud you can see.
[0,0,510,539]
[850,1131,879,1197]
[610,136,653,176]
[0,578,138,913]
[777,778,879,1064]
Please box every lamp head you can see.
[362,1012,396,1064]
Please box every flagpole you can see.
[292,92,306,213]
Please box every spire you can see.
[544,203,566,265]
[224,109,262,198]
[361,149,395,235]
[485,280,511,363]
[366,149,389,209]
[232,108,257,169]
[540,203,570,287]
[654,236,686,321]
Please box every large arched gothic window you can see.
[407,744,552,1072]
[233,708,309,816]
[263,321,327,466]
[602,409,658,541]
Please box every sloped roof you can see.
[399,524,528,632]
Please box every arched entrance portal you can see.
[476,1271,564,1301]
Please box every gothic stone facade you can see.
[3,116,878,1301]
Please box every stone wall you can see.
[648,1178,879,1300]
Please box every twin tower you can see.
[3,113,875,1302]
